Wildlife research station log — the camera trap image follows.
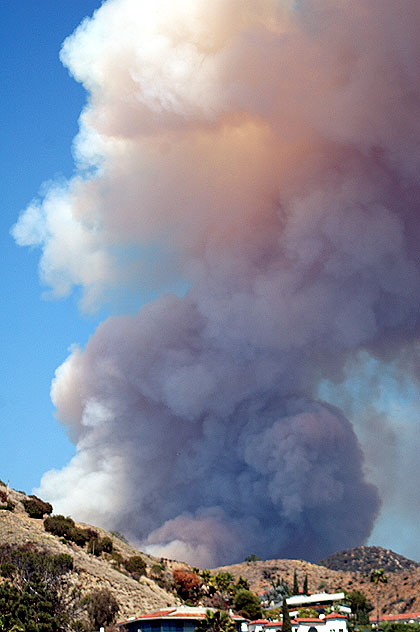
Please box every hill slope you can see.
[319,545,420,574]
[0,484,182,621]
[2,482,420,621]
[213,550,420,616]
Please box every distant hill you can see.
[319,545,420,574]
[213,550,420,616]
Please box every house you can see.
[264,612,348,632]
[262,622,283,632]
[369,612,420,625]
[116,606,247,632]
[248,620,270,632]
[291,613,348,632]
[286,593,348,615]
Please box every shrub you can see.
[150,563,164,576]
[233,589,263,620]
[44,515,89,546]
[101,536,113,553]
[69,526,90,547]
[87,537,103,556]
[84,528,98,539]
[0,561,16,577]
[0,501,15,511]
[173,569,202,602]
[44,515,76,537]
[84,588,119,629]
[124,555,147,579]
[245,554,262,562]
[110,550,123,565]
[23,495,53,518]
[110,530,129,544]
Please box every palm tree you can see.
[194,610,236,632]
[370,569,388,625]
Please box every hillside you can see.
[0,484,182,622]
[319,545,420,574]
[2,481,420,623]
[213,551,420,616]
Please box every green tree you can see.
[370,569,388,625]
[293,570,299,595]
[303,574,308,595]
[0,580,68,632]
[282,598,292,632]
[245,554,262,562]
[194,610,236,632]
[233,589,263,620]
[345,590,372,625]
[0,545,75,631]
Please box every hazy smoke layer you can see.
[13,0,420,566]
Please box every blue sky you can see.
[1,0,103,492]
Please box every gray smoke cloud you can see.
[13,0,420,565]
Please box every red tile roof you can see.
[369,612,420,622]
[117,607,246,626]
[140,610,177,618]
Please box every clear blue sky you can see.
[0,0,103,492]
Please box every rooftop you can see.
[117,606,247,627]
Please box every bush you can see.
[382,625,420,632]
[101,536,113,553]
[0,501,15,511]
[87,537,103,556]
[0,561,16,577]
[173,569,202,602]
[110,551,123,567]
[233,588,263,620]
[23,495,53,518]
[110,530,129,544]
[84,588,119,629]
[44,515,76,537]
[44,515,89,546]
[124,555,147,579]
[86,534,113,556]
[48,553,74,575]
[69,526,90,547]
[245,554,262,562]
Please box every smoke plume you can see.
[13,0,420,565]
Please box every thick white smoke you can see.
[13,0,420,565]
